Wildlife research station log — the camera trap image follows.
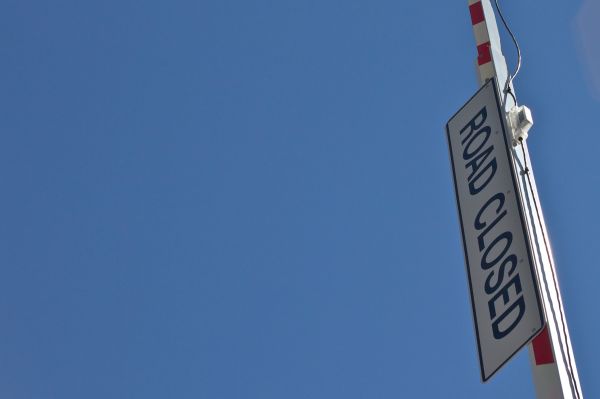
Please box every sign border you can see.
[446,78,545,382]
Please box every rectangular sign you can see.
[446,78,545,381]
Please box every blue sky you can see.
[1,1,598,398]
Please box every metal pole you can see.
[466,1,583,397]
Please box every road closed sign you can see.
[446,78,545,382]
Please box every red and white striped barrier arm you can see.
[468,0,496,84]
[466,1,583,398]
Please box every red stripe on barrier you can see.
[477,41,492,65]
[469,2,485,25]
[532,326,554,365]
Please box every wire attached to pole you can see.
[493,0,521,105]
[518,139,582,399]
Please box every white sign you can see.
[446,78,545,382]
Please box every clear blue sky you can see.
[1,1,598,398]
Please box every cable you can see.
[493,0,521,104]
[518,139,582,399]
[506,86,517,105]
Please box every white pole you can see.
[466,1,583,397]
